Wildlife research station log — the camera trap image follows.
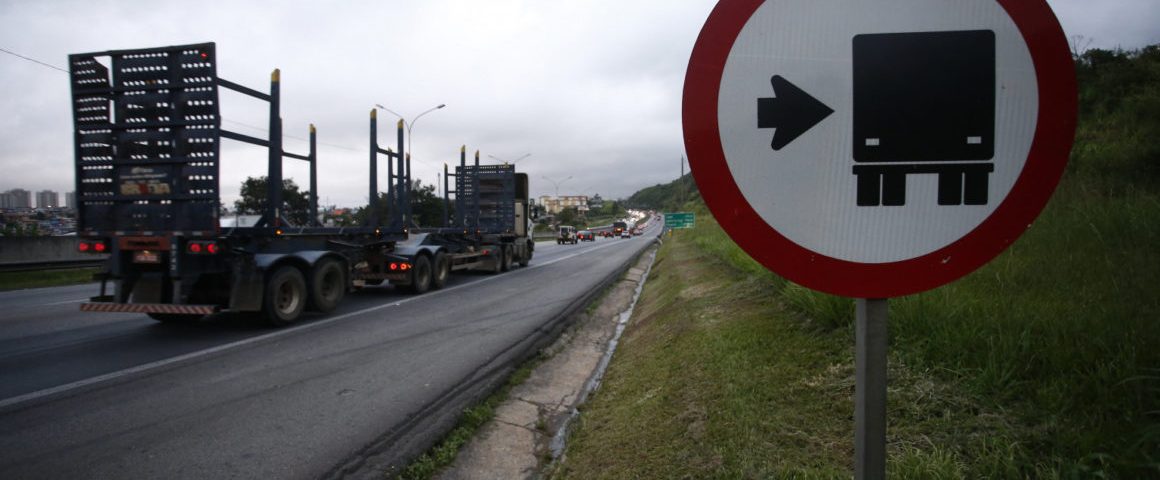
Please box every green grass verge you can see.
[556,162,1155,475]
[397,362,536,480]
[557,225,1030,478]
[0,268,99,291]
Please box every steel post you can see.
[308,124,318,226]
[457,146,466,228]
[855,298,888,480]
[443,163,450,227]
[368,110,378,228]
[267,69,282,227]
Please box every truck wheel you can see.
[147,313,203,324]
[308,258,346,313]
[501,245,514,272]
[431,252,450,290]
[519,241,532,267]
[410,254,433,294]
[263,266,307,327]
[489,249,503,275]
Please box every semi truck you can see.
[612,221,628,237]
[70,42,532,326]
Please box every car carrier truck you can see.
[70,42,532,326]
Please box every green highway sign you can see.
[665,212,695,229]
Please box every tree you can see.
[234,177,313,226]
[556,206,578,226]
[352,179,450,228]
[410,179,448,228]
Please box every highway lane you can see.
[0,234,635,401]
[0,223,659,479]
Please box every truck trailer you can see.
[71,42,531,326]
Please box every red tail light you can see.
[186,241,220,255]
[78,240,108,253]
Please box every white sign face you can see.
[716,0,1038,264]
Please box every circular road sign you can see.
[683,0,1077,298]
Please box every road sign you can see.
[683,0,1076,298]
[665,212,695,229]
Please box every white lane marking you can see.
[0,238,638,410]
[43,299,88,306]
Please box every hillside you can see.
[556,46,1160,478]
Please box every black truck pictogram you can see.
[851,30,996,206]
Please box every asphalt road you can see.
[0,222,660,479]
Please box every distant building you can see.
[66,191,77,210]
[1,189,33,209]
[36,190,60,209]
[537,195,589,215]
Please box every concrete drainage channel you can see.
[548,246,657,460]
[435,243,660,480]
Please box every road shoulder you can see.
[433,245,658,480]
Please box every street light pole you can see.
[375,103,445,227]
[541,175,572,216]
[541,175,573,198]
[487,153,531,165]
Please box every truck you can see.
[612,221,628,237]
[70,42,532,326]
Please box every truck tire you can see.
[431,251,450,290]
[307,257,346,313]
[501,245,514,272]
[263,265,307,327]
[410,254,433,294]
[489,249,503,275]
[519,241,532,267]
[147,313,203,324]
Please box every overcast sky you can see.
[1,0,1157,208]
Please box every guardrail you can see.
[0,259,106,273]
[0,237,107,272]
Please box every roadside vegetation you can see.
[556,46,1160,478]
[0,268,97,291]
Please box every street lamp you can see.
[375,103,445,225]
[541,175,573,198]
[374,103,446,167]
[487,153,531,165]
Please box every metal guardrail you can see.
[0,259,106,273]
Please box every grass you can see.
[556,224,1034,478]
[557,63,1160,474]
[397,361,536,480]
[0,268,98,291]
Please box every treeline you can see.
[1071,45,1160,189]
[624,174,700,211]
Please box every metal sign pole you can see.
[855,298,888,480]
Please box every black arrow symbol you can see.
[757,75,834,150]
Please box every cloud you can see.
[2,0,1157,209]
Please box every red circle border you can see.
[682,0,1078,298]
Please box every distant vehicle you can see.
[557,226,578,245]
[632,228,642,236]
[601,230,613,238]
[612,221,628,236]
[620,230,632,239]
[577,230,595,242]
